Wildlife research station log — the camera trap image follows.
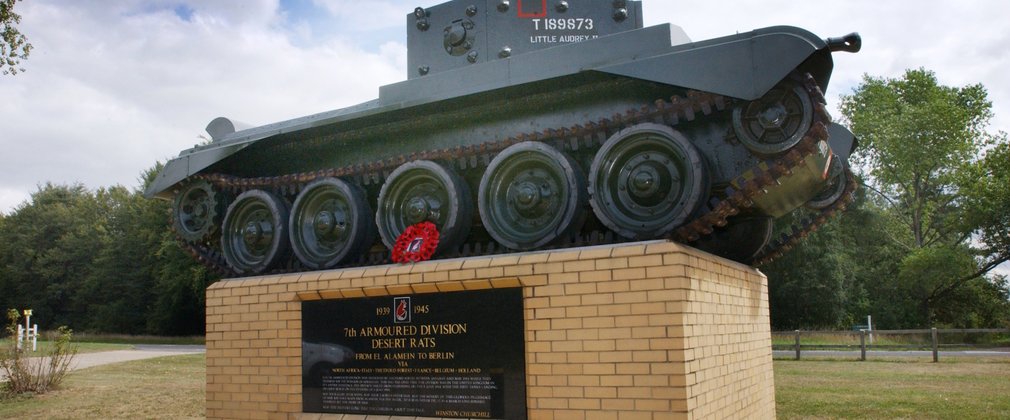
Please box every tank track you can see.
[171,74,853,277]
[751,166,857,266]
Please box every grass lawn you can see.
[0,354,205,419]
[775,358,1010,419]
[0,339,131,354]
[4,353,1009,418]
[72,333,205,346]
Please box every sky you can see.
[1,1,1008,275]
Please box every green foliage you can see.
[0,0,32,75]
[766,68,1010,330]
[894,245,976,325]
[0,184,112,327]
[766,215,856,329]
[841,68,993,249]
[960,140,1010,272]
[146,231,215,335]
[840,68,1008,326]
[1,309,78,397]
[0,165,216,336]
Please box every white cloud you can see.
[311,0,407,30]
[1,0,404,212]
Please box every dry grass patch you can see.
[0,354,205,419]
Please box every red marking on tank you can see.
[396,299,408,321]
[517,0,547,18]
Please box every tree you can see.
[0,184,111,328]
[79,185,159,333]
[764,184,912,329]
[0,170,216,336]
[960,141,1010,278]
[138,165,218,335]
[1,0,32,75]
[838,68,1009,326]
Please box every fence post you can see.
[794,330,801,360]
[931,327,939,363]
[860,329,867,361]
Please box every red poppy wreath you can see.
[391,221,440,263]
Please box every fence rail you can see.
[773,328,1010,362]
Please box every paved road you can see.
[70,345,205,371]
[773,349,1010,359]
[2,345,205,381]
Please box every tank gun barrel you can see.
[826,32,861,53]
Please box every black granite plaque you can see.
[302,288,526,419]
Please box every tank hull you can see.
[148,22,860,276]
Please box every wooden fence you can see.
[773,328,1010,362]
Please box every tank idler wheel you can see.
[805,155,849,210]
[290,178,374,270]
[732,80,814,155]
[172,179,223,243]
[478,142,587,250]
[376,160,472,255]
[589,123,706,239]
[221,190,290,275]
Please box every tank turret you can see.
[147,0,861,276]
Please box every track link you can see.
[171,74,853,276]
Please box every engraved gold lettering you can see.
[420,323,467,335]
[359,325,418,337]
[409,337,437,348]
[426,352,455,360]
[370,338,407,349]
[354,352,380,360]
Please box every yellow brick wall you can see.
[206,240,775,420]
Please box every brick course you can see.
[206,240,775,419]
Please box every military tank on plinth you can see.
[146,0,862,277]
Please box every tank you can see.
[146,0,862,276]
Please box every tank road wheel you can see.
[172,179,223,242]
[376,160,472,255]
[732,80,814,155]
[221,190,290,274]
[589,123,706,239]
[478,142,587,250]
[805,155,848,210]
[290,178,374,270]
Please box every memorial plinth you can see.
[205,240,776,419]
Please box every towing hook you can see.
[826,32,861,53]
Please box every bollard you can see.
[860,329,867,361]
[794,330,801,360]
[931,327,939,363]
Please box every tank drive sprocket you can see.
[171,179,224,243]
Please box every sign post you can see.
[17,309,38,352]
